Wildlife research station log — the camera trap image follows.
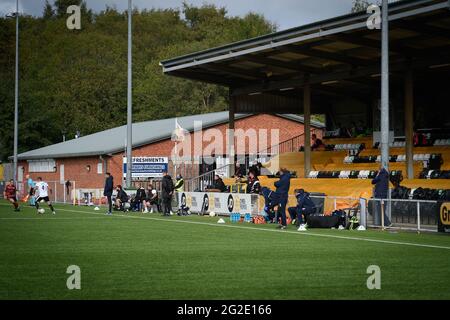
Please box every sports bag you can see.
[306,214,340,228]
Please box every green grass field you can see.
[1,200,450,300]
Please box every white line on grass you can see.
[58,206,450,251]
[0,217,106,220]
[2,203,450,251]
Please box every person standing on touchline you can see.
[104,172,114,215]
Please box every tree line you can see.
[0,0,276,160]
[0,0,377,161]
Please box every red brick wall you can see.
[19,157,106,189]
[19,114,323,189]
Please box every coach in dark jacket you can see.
[371,167,391,226]
[274,168,291,229]
[288,189,315,227]
[161,171,174,216]
[103,172,114,215]
[372,167,389,198]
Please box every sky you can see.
[0,0,359,31]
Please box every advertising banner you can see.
[438,202,450,233]
[178,191,260,215]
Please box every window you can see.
[97,162,103,174]
[28,159,56,172]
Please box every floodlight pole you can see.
[126,0,133,188]
[380,0,390,170]
[13,0,19,186]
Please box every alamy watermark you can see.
[66,5,81,30]
[367,4,381,30]
[366,265,381,290]
[170,119,280,168]
[66,265,81,290]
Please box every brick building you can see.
[16,112,323,201]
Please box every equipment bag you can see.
[346,216,360,230]
[306,214,340,228]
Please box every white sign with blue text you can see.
[123,157,169,178]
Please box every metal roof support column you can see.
[228,92,236,177]
[303,83,311,178]
[126,0,133,188]
[405,69,414,179]
[13,0,19,186]
[381,0,390,171]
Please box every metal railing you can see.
[366,198,439,232]
[185,163,233,192]
[183,130,319,191]
[285,194,440,232]
[172,159,200,180]
[258,129,318,155]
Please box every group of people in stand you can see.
[243,160,392,231]
[102,171,184,216]
[298,134,326,151]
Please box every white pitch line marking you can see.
[58,207,450,251]
[0,217,105,220]
[1,203,450,251]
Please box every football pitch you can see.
[1,200,450,300]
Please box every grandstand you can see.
[223,134,449,226]
[161,0,450,230]
[263,136,450,180]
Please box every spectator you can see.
[371,166,392,227]
[65,180,72,197]
[311,134,325,151]
[143,185,159,213]
[213,174,227,192]
[338,123,351,138]
[249,162,262,177]
[350,121,357,137]
[234,161,245,180]
[246,169,261,194]
[356,120,365,136]
[413,129,427,147]
[115,185,129,212]
[390,172,403,189]
[134,183,146,212]
[103,173,114,215]
[174,174,184,192]
[274,168,291,230]
[173,174,184,210]
[288,189,316,231]
[161,171,174,216]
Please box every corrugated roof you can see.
[16,112,324,160]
